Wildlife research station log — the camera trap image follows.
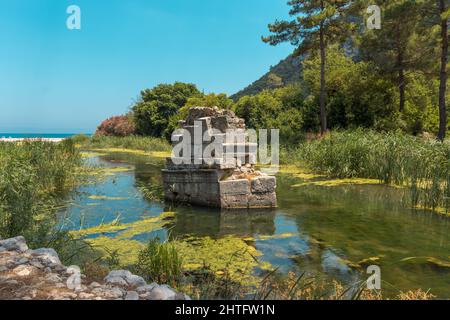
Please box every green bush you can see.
[132,82,201,138]
[234,85,305,145]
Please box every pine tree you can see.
[436,0,448,140]
[419,0,448,140]
[262,0,359,135]
[359,0,430,113]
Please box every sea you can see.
[0,133,91,139]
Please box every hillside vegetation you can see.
[230,54,304,101]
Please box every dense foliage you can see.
[95,115,136,137]
[282,129,450,214]
[132,82,201,139]
[260,0,448,139]
[0,141,82,246]
[72,135,170,153]
[99,1,449,143]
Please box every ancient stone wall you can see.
[162,107,277,209]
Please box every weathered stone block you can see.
[248,192,277,208]
[220,194,248,209]
[219,179,250,195]
[251,176,276,193]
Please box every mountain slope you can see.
[231,54,303,101]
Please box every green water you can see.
[62,152,450,298]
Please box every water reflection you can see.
[169,208,276,239]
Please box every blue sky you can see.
[0,0,293,133]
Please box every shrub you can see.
[132,82,201,138]
[95,115,136,137]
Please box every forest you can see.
[97,1,448,144]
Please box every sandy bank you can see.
[0,138,64,143]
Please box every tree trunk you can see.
[437,0,448,141]
[319,23,327,135]
[398,52,406,113]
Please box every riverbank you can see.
[0,140,83,249]
[0,236,189,300]
[0,138,64,143]
[280,129,450,216]
[70,134,171,153]
[0,235,437,300]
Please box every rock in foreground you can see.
[0,236,189,300]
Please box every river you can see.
[60,151,450,298]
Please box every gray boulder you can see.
[125,291,139,300]
[104,270,146,287]
[0,236,28,252]
[104,276,128,287]
[136,283,158,293]
[147,285,177,300]
[31,248,61,265]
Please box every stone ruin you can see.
[162,107,277,209]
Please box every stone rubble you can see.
[0,236,190,300]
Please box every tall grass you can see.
[282,129,450,214]
[0,140,82,246]
[71,134,170,152]
[133,238,183,286]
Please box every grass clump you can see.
[133,238,183,286]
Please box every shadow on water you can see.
[168,208,276,239]
[61,151,450,298]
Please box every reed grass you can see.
[133,238,183,286]
[281,129,449,214]
[71,134,171,152]
[0,140,82,247]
